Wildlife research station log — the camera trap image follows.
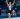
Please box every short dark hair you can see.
[8,0,14,4]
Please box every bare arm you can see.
[12,0,15,5]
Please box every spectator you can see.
[12,10,16,17]
[0,8,2,15]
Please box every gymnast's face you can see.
[9,2,11,6]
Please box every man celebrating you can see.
[7,2,12,18]
[7,2,12,13]
[8,2,12,13]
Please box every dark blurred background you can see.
[0,0,20,18]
